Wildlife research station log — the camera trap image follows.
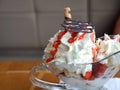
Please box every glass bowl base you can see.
[59,80,108,90]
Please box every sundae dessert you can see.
[30,7,120,90]
[44,7,120,81]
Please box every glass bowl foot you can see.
[59,80,108,90]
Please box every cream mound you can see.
[44,29,97,78]
[96,34,120,64]
[44,29,120,80]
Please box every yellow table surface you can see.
[0,60,120,90]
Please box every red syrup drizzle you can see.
[90,31,95,43]
[90,31,97,62]
[92,47,97,62]
[68,32,78,43]
[46,30,67,63]
[78,33,85,40]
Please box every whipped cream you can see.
[44,30,97,76]
[44,31,120,78]
[96,34,120,64]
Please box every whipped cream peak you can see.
[96,34,120,62]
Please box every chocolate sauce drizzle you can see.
[61,20,94,33]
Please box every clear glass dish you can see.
[30,35,120,90]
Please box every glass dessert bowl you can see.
[30,7,120,89]
[30,35,120,90]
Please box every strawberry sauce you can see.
[90,31,95,43]
[78,33,85,40]
[46,30,67,63]
[68,32,78,43]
